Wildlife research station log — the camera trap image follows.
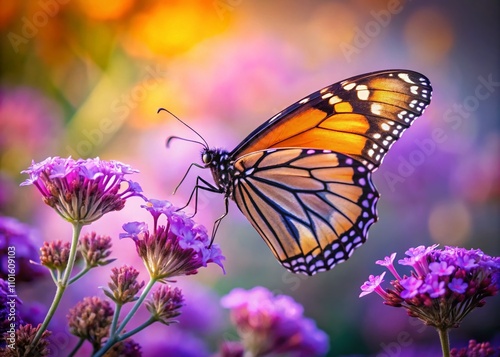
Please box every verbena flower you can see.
[146,285,184,325]
[360,245,500,330]
[0,216,46,282]
[0,324,51,357]
[21,157,144,225]
[451,339,500,357]
[221,286,329,357]
[79,232,115,268]
[68,296,114,350]
[39,240,71,272]
[104,265,145,304]
[120,199,225,281]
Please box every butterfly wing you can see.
[231,70,432,170]
[231,147,378,275]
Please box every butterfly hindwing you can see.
[231,70,432,170]
[231,148,378,275]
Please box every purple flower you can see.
[20,157,144,225]
[121,199,224,280]
[120,222,148,240]
[376,253,402,281]
[448,278,468,294]
[400,276,423,299]
[221,286,329,357]
[0,216,46,282]
[360,245,500,330]
[359,272,387,298]
[420,274,446,298]
[429,261,455,276]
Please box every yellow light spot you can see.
[428,201,471,245]
[322,92,333,99]
[404,7,454,63]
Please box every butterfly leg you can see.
[209,195,230,247]
[172,162,205,195]
[178,176,221,217]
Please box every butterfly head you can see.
[201,147,234,195]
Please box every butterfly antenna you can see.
[158,108,209,149]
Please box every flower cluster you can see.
[104,265,145,304]
[67,296,114,350]
[0,324,51,357]
[39,240,71,271]
[120,199,225,281]
[79,232,114,268]
[221,286,329,357]
[360,245,500,329]
[146,285,184,325]
[21,157,144,225]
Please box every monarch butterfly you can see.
[167,69,432,275]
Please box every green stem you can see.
[438,328,450,357]
[93,278,157,357]
[31,222,83,348]
[119,317,156,341]
[110,303,123,335]
[69,266,91,285]
[68,338,85,357]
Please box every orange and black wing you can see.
[231,70,432,170]
[232,148,378,275]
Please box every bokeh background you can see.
[1,0,499,356]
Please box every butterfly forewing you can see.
[231,70,432,170]
[232,148,378,275]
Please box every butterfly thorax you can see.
[202,148,235,197]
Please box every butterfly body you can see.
[191,70,432,275]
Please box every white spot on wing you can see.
[371,103,382,115]
[398,73,415,84]
[343,82,356,91]
[329,96,342,105]
[355,84,370,101]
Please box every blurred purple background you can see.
[1,1,499,356]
